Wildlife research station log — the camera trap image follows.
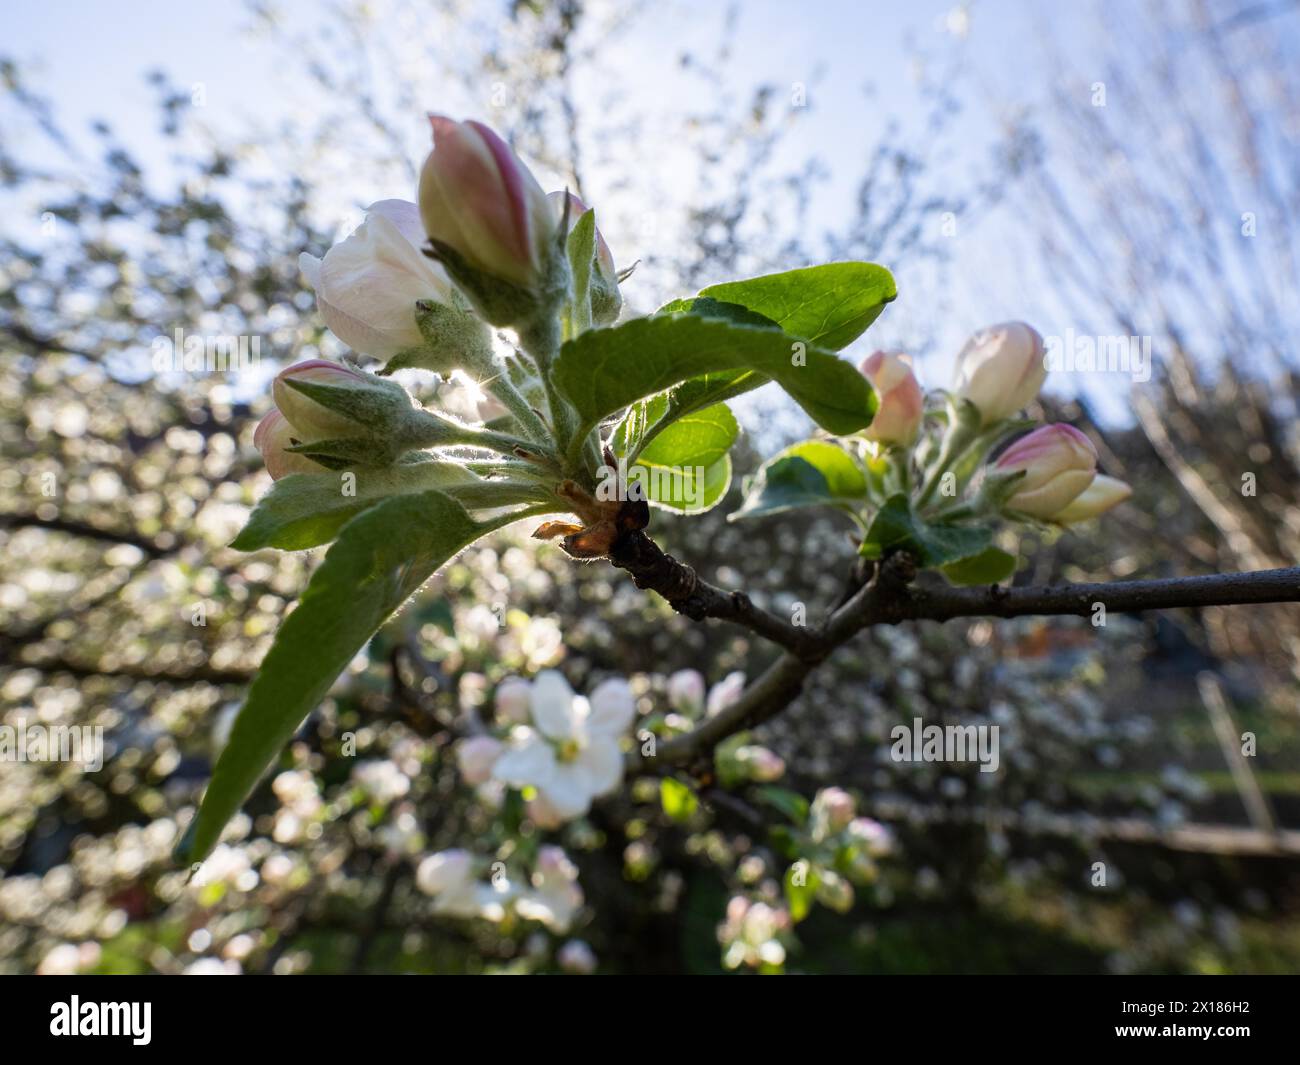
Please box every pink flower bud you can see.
[994,423,1097,519]
[736,745,786,782]
[812,786,856,833]
[252,409,325,480]
[859,350,924,445]
[494,676,533,725]
[456,736,504,786]
[418,116,554,290]
[847,817,895,858]
[953,322,1047,425]
[271,359,372,441]
[706,671,746,716]
[1051,473,1132,525]
[557,939,598,975]
[299,199,462,364]
[667,669,706,715]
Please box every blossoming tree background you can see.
[2,0,1300,976]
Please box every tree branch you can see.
[614,530,1300,771]
[607,529,820,656]
[879,565,1300,625]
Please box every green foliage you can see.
[181,491,494,863]
[660,777,700,822]
[784,863,821,924]
[552,315,878,461]
[230,461,480,551]
[733,440,868,520]
[941,545,1018,585]
[860,493,993,567]
[696,262,897,350]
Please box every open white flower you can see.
[491,671,635,821]
[416,849,513,921]
[300,199,462,364]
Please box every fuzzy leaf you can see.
[732,440,867,520]
[698,262,897,351]
[179,490,497,864]
[552,315,877,461]
[860,493,992,567]
[231,461,480,551]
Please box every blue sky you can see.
[8,0,1284,424]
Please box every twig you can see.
[614,529,1300,770]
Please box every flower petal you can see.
[492,731,556,788]
[530,670,577,741]
[577,737,623,796]
[586,677,636,738]
[540,764,594,820]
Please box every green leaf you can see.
[613,371,762,462]
[660,778,700,822]
[565,208,597,335]
[635,453,732,513]
[231,461,481,551]
[699,262,897,351]
[784,862,821,924]
[941,546,1018,586]
[180,490,494,864]
[860,493,992,568]
[552,315,877,461]
[732,440,867,520]
[635,403,738,471]
[756,786,811,823]
[656,295,780,331]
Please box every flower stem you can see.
[484,373,551,444]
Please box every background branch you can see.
[617,535,1300,770]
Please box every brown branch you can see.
[607,530,820,656]
[615,530,1300,771]
[880,565,1300,625]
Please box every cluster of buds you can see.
[414,844,584,933]
[256,115,625,481]
[790,787,895,917]
[856,320,1132,526]
[718,896,793,971]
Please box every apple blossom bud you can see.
[494,676,533,725]
[456,736,504,786]
[549,190,621,326]
[706,671,746,716]
[815,870,856,913]
[252,409,325,480]
[953,322,1047,425]
[536,844,577,881]
[272,359,374,441]
[418,116,557,322]
[859,350,924,445]
[667,669,706,715]
[994,423,1098,519]
[847,817,895,858]
[527,793,565,830]
[735,744,786,782]
[557,939,598,975]
[300,200,484,367]
[1051,473,1133,525]
[812,786,856,834]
